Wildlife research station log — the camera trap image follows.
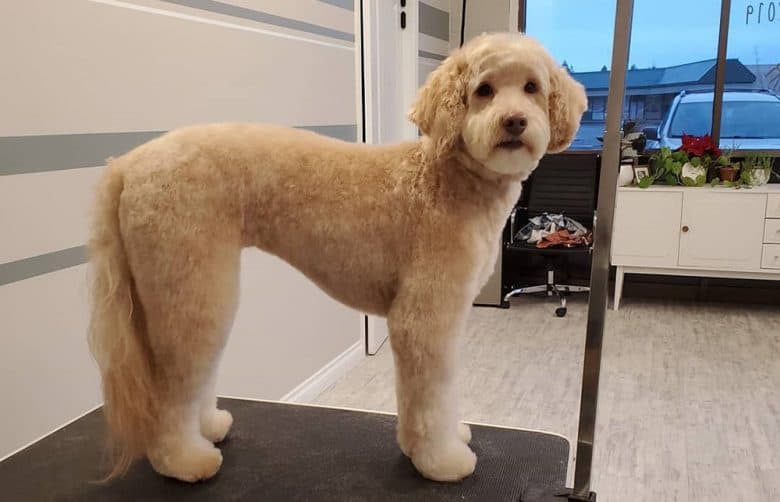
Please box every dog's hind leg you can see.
[199,365,234,443]
[387,278,476,482]
[126,234,241,482]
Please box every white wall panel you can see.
[0,167,102,264]
[0,265,100,458]
[0,0,362,457]
[422,0,449,11]
[419,33,450,56]
[218,250,360,400]
[419,58,440,86]
[0,0,356,136]
[418,2,448,88]
[145,0,357,35]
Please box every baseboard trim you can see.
[279,340,364,403]
[0,403,102,463]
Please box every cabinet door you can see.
[678,192,765,270]
[612,191,683,267]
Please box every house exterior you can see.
[567,58,779,149]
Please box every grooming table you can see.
[0,398,569,501]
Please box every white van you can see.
[644,89,780,150]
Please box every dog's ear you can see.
[547,66,588,153]
[408,50,469,157]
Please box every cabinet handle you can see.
[682,225,689,233]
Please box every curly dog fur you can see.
[87,32,586,483]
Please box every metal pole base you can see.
[555,489,597,501]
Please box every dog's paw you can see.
[201,409,233,443]
[411,438,477,482]
[148,437,223,483]
[398,423,471,458]
[397,427,415,458]
[458,422,472,444]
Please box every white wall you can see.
[462,0,517,41]
[0,0,362,459]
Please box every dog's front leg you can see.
[387,285,476,482]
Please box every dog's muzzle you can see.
[497,115,526,150]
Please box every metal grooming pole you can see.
[562,1,635,500]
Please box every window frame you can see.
[518,0,780,156]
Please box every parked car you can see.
[644,89,780,150]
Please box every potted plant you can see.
[646,134,722,188]
[740,153,776,186]
[678,134,721,186]
[618,121,648,187]
[646,146,684,187]
[716,151,739,182]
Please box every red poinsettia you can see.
[679,133,721,159]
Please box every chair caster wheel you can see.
[555,307,567,317]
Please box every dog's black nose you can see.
[502,115,527,136]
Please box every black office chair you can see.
[503,154,600,317]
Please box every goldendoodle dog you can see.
[87,32,587,484]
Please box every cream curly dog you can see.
[87,32,586,484]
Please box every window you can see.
[722,1,780,149]
[525,0,720,150]
[644,95,663,121]
[674,99,780,141]
[625,0,722,148]
[524,0,780,152]
[669,102,716,137]
[524,0,616,150]
[590,97,606,121]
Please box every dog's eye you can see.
[476,83,493,97]
[524,81,538,94]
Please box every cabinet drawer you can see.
[763,245,780,269]
[765,219,780,244]
[768,195,780,218]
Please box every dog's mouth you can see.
[496,139,524,150]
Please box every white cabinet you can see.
[612,191,682,267]
[611,185,780,309]
[678,192,765,270]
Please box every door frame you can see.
[358,0,419,354]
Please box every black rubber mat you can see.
[0,398,569,501]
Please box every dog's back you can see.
[86,123,426,479]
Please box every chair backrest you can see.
[524,153,601,228]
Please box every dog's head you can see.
[409,32,587,178]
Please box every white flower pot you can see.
[618,163,635,187]
[681,162,706,179]
[744,168,771,186]
[681,162,706,185]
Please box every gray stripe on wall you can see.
[0,246,87,286]
[317,0,354,10]
[1,125,357,176]
[419,2,449,41]
[162,0,354,42]
[0,124,356,284]
[296,124,357,141]
[0,131,165,176]
[419,50,446,61]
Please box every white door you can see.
[678,192,765,270]
[361,0,418,354]
[611,190,683,267]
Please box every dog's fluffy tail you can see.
[87,160,158,480]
